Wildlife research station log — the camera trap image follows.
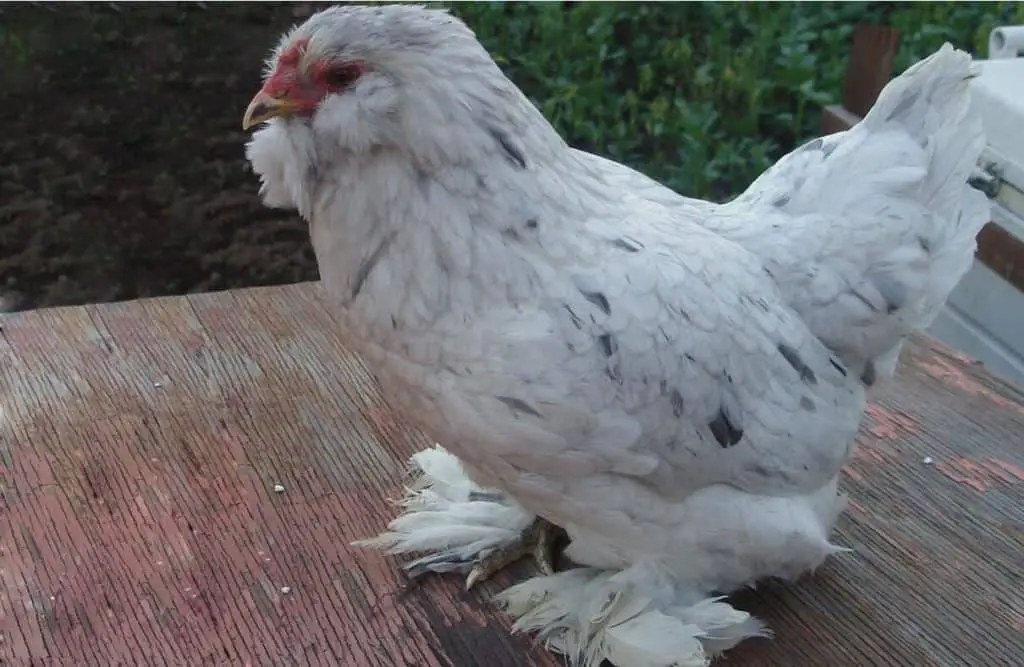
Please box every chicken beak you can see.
[242,90,299,130]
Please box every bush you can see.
[447,1,1024,201]
[1,2,1020,309]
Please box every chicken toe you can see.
[464,517,564,590]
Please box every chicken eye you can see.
[322,63,363,90]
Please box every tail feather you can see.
[725,43,990,387]
[855,43,989,375]
[863,42,988,272]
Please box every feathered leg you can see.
[354,445,566,589]
[464,514,563,588]
[495,478,849,667]
[497,565,770,667]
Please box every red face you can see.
[242,38,365,129]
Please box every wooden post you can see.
[820,23,902,133]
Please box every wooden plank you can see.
[977,220,1024,294]
[818,23,901,134]
[0,284,557,667]
[842,23,902,119]
[1,282,1022,666]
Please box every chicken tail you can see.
[861,41,991,294]
[732,43,990,388]
[851,43,989,381]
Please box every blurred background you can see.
[1,1,1021,312]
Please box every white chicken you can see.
[242,5,988,666]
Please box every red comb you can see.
[279,37,310,67]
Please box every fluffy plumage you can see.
[244,5,988,665]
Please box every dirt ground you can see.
[0,3,334,311]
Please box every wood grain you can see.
[818,23,899,135]
[977,221,1024,294]
[841,23,901,119]
[1,282,1022,666]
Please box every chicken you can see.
[242,5,988,666]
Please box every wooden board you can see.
[1,282,1022,666]
[819,23,901,136]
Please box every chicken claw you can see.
[464,517,564,590]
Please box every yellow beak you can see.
[242,91,299,130]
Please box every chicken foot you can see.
[402,504,567,591]
[464,514,565,590]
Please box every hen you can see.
[242,5,988,666]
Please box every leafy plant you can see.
[443,1,1021,201]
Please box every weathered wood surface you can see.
[1,282,1022,666]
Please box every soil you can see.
[0,3,335,312]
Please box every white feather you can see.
[352,446,535,576]
[496,565,768,667]
[357,445,839,667]
[587,43,988,389]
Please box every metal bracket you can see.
[969,161,1004,199]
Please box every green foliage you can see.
[0,2,1020,309]
[444,1,1021,201]
[0,0,1019,205]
